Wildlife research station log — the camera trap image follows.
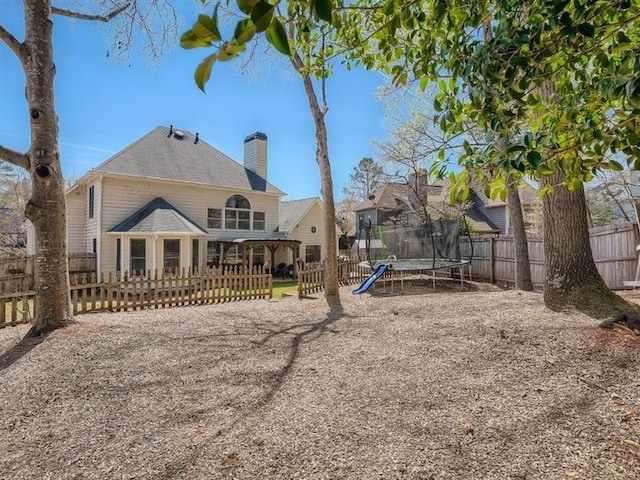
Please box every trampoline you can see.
[356,217,473,291]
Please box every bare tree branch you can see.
[0,24,26,61]
[0,145,29,170]
[52,1,131,23]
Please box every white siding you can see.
[290,202,327,262]
[84,181,100,256]
[99,176,281,275]
[66,187,86,253]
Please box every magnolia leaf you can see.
[234,19,256,44]
[527,151,541,167]
[237,0,259,15]
[609,160,624,171]
[192,12,221,43]
[577,23,595,37]
[251,1,275,33]
[265,17,291,56]
[314,0,333,24]
[194,53,217,92]
[181,30,211,49]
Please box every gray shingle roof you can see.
[279,197,318,232]
[93,126,283,194]
[108,197,208,234]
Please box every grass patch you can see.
[272,281,298,298]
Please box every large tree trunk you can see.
[292,54,339,301]
[506,174,533,291]
[542,170,639,330]
[23,0,72,334]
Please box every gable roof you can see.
[351,180,500,234]
[91,126,283,194]
[108,197,208,234]
[278,197,320,233]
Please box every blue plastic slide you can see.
[353,264,390,294]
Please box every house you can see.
[0,208,26,257]
[28,126,329,276]
[586,170,640,225]
[351,178,537,241]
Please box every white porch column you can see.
[152,235,158,276]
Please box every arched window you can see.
[225,194,251,230]
[225,195,251,210]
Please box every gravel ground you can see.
[0,282,639,479]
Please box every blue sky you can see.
[0,2,388,201]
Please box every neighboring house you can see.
[28,126,328,276]
[586,170,640,224]
[351,179,537,240]
[278,197,329,264]
[0,207,26,257]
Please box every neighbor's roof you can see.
[278,197,320,233]
[108,197,208,234]
[91,126,283,194]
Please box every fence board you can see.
[1,267,272,330]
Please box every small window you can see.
[130,239,146,274]
[88,185,95,219]
[305,245,321,263]
[92,238,97,254]
[192,238,199,273]
[253,211,265,231]
[207,208,222,229]
[116,238,121,273]
[207,240,221,268]
[252,245,265,267]
[164,239,180,272]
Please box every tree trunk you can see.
[23,0,72,334]
[506,174,533,291]
[292,54,339,301]
[541,170,639,329]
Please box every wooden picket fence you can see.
[1,266,272,329]
[297,260,373,297]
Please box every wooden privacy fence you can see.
[1,266,272,330]
[0,253,96,294]
[461,222,639,289]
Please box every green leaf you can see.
[511,56,528,67]
[265,17,290,56]
[577,23,595,37]
[609,160,624,171]
[314,0,333,24]
[180,30,211,49]
[234,19,256,44]
[527,151,541,167]
[192,12,221,43]
[237,0,258,15]
[251,1,275,33]
[507,145,526,154]
[194,53,217,92]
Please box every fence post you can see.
[489,237,496,284]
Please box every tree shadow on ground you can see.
[157,298,350,479]
[0,332,48,372]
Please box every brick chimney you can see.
[243,132,268,180]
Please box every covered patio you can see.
[216,237,301,277]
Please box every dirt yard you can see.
[0,283,638,479]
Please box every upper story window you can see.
[88,185,95,219]
[253,212,265,231]
[207,195,266,231]
[225,195,251,230]
[207,208,222,229]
